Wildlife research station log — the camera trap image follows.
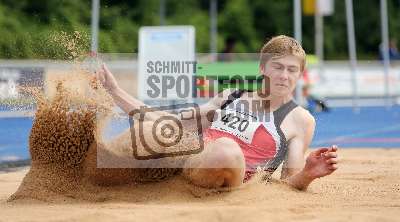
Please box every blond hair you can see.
[259,35,306,71]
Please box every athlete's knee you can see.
[212,138,245,169]
[183,137,245,188]
[183,167,243,188]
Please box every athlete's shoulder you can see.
[292,105,316,129]
[209,88,238,107]
[219,88,238,98]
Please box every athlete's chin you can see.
[270,89,291,97]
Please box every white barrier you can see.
[308,62,400,98]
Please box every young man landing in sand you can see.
[95,35,338,190]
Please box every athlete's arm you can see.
[95,63,231,128]
[280,110,338,191]
[192,88,236,130]
[95,63,147,114]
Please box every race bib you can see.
[210,108,261,144]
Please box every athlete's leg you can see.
[83,117,245,188]
[182,137,245,188]
[82,120,183,185]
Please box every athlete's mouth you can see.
[275,83,288,88]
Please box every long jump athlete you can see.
[94,35,338,190]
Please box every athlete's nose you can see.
[280,68,289,81]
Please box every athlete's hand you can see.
[303,145,338,179]
[94,63,120,93]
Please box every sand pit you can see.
[6,68,186,202]
[1,148,399,221]
[1,47,399,220]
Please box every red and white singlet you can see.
[204,90,298,181]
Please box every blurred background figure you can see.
[301,68,330,113]
[218,37,236,62]
[379,38,400,60]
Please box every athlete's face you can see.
[260,55,302,97]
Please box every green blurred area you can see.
[196,61,261,91]
[0,97,35,107]
[0,0,399,59]
[196,54,317,91]
[197,61,259,78]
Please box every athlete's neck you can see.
[249,91,293,112]
[269,94,293,111]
